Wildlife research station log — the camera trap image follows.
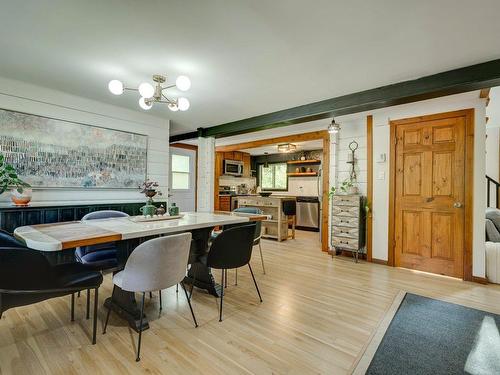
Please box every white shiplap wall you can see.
[0,76,169,203]
[336,118,367,195]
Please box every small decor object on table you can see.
[155,204,166,216]
[168,202,179,216]
[0,154,32,206]
[139,180,162,216]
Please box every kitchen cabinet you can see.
[214,152,224,210]
[219,196,231,212]
[242,153,251,177]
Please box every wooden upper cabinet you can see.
[242,153,251,177]
[223,151,234,160]
[232,151,243,161]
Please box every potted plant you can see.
[338,179,358,195]
[138,179,162,216]
[0,154,32,205]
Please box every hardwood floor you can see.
[1,231,500,374]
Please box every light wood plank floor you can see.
[1,231,500,374]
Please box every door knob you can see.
[453,202,463,208]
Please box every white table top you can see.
[14,212,249,252]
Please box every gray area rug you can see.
[366,293,500,375]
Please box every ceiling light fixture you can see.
[277,143,297,153]
[108,74,191,111]
[328,118,341,134]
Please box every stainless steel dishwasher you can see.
[296,196,320,231]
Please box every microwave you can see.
[223,159,244,176]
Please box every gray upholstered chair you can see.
[102,233,197,362]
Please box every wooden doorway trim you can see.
[215,130,331,252]
[366,115,373,262]
[388,109,474,280]
[170,143,199,211]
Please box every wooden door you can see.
[393,113,466,278]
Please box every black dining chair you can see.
[0,229,25,248]
[75,210,137,319]
[196,224,262,322]
[282,200,296,239]
[0,246,103,344]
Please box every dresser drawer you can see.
[332,226,359,239]
[332,205,359,218]
[332,195,359,207]
[332,215,358,228]
[332,237,359,250]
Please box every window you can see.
[171,154,190,189]
[259,162,287,191]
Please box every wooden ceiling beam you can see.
[170,59,500,142]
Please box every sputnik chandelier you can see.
[108,74,191,111]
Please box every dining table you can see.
[13,211,267,332]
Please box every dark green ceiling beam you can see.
[170,58,500,142]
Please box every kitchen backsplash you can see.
[219,175,257,190]
[285,176,319,196]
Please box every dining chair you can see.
[76,210,148,319]
[282,200,296,239]
[196,224,262,322]
[102,232,197,362]
[0,229,25,248]
[0,246,103,344]
[209,207,265,289]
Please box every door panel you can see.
[169,147,196,212]
[394,115,465,278]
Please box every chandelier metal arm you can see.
[161,84,176,91]
[161,94,177,104]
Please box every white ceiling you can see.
[1,1,500,136]
[239,139,324,156]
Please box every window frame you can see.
[258,161,288,191]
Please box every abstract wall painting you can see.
[0,109,148,189]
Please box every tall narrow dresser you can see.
[331,194,366,262]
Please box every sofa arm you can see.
[485,242,500,284]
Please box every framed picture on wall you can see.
[0,108,148,189]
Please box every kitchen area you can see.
[214,140,324,243]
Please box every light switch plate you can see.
[376,153,387,163]
[377,171,385,180]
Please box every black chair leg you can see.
[176,284,179,293]
[136,292,146,362]
[159,290,162,313]
[248,264,263,303]
[189,267,198,300]
[181,281,198,328]
[224,269,228,288]
[77,291,81,298]
[103,285,115,334]
[219,270,225,322]
[149,292,153,299]
[70,293,75,322]
[92,288,98,345]
[103,306,111,334]
[86,289,90,320]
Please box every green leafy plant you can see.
[0,154,30,194]
[328,186,337,198]
[339,179,354,193]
